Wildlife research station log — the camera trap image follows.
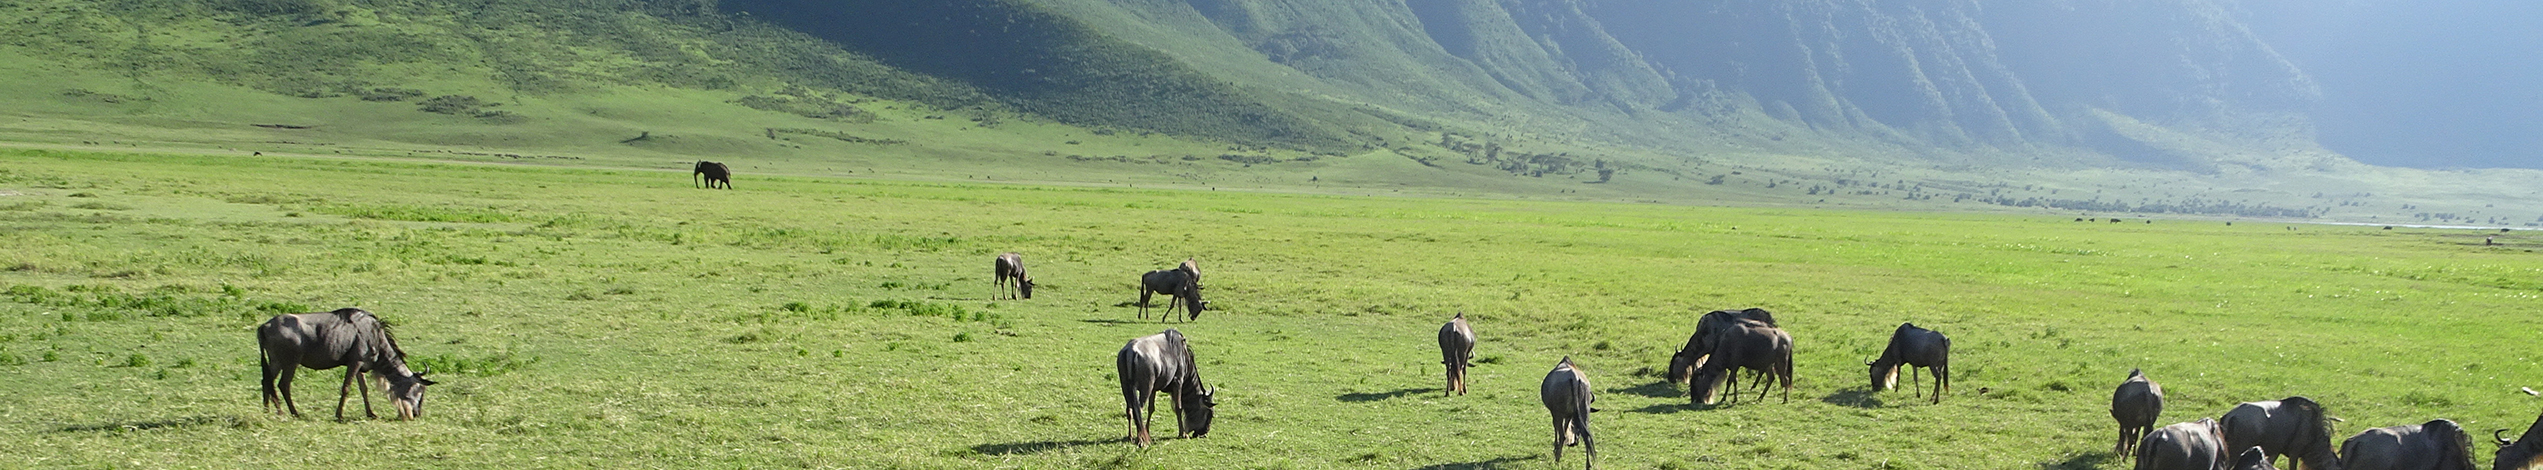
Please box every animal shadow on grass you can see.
[1821,388,1885,409]
[53,416,245,433]
[1612,380,1684,399]
[1410,455,1536,470]
[2037,451,2115,469]
[1337,388,1438,402]
[970,438,1118,456]
[1077,319,1150,325]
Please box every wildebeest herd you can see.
[238,238,2543,469]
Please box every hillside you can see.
[0,0,2534,226]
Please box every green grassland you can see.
[2,148,2540,468]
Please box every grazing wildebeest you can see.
[2114,369,2168,458]
[1116,329,1215,448]
[1137,268,1204,322]
[693,161,732,189]
[2341,419,2472,470]
[993,252,1033,300]
[1686,320,1794,405]
[2236,447,2283,470]
[1541,356,1596,469]
[1866,322,1950,404]
[2495,412,2543,470]
[258,308,436,420]
[2222,397,2344,470]
[1437,312,1475,396]
[2137,418,2231,470]
[1664,308,1778,386]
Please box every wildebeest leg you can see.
[1550,415,1566,464]
[278,365,302,417]
[1140,392,1159,446]
[260,353,281,415]
[1931,365,1947,404]
[1137,287,1152,320]
[336,363,358,421]
[355,364,378,419]
[1911,366,1923,399]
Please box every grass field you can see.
[1,148,2540,469]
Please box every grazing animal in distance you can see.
[2113,369,2168,459]
[2341,419,2472,470]
[1116,329,1215,448]
[693,161,732,189]
[2137,418,2232,470]
[2235,447,2283,470]
[1137,268,1204,322]
[1686,320,1794,405]
[258,308,436,420]
[2222,397,2344,470]
[1437,312,1475,396]
[2494,411,2543,470]
[1867,322,1951,403]
[1665,308,1778,386]
[993,252,1033,300]
[1541,357,1597,469]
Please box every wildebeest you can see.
[1116,329,1215,448]
[2137,418,2231,470]
[1665,308,1778,386]
[1541,356,1596,469]
[2236,447,2283,470]
[1137,268,1204,322]
[1866,322,1950,404]
[2341,419,2472,470]
[2495,412,2543,470]
[258,308,436,420]
[2114,369,2168,458]
[1437,312,1475,396]
[2221,397,2343,470]
[1685,320,1794,405]
[693,161,732,189]
[993,252,1033,300]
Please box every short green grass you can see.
[1,148,2540,468]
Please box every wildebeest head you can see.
[2232,446,2278,470]
[1182,386,1216,438]
[1017,278,1034,300]
[388,369,437,420]
[2497,412,2543,470]
[1665,349,1697,385]
[1867,356,1900,391]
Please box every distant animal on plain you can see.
[993,252,1033,300]
[2340,419,2473,470]
[1137,268,1204,322]
[1866,322,1950,403]
[1540,356,1597,469]
[1116,329,1215,448]
[2137,418,2231,470]
[2113,369,2167,458]
[1437,312,1475,396]
[1685,319,1793,406]
[693,161,731,189]
[2493,411,2543,470]
[258,308,436,421]
[1665,308,1778,386]
[2220,397,2344,470]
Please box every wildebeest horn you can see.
[2499,429,2515,446]
[2328,416,2345,423]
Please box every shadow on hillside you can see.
[1411,455,1536,469]
[2037,451,2115,469]
[1337,388,1438,402]
[970,438,1119,456]
[53,415,244,433]
[1623,402,1695,414]
[1821,389,1884,409]
[1611,380,1684,399]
